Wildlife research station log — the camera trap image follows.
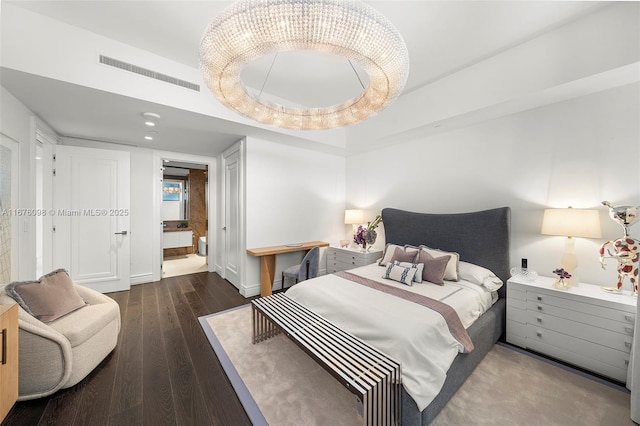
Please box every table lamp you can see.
[344,209,365,228]
[344,209,365,247]
[541,207,601,286]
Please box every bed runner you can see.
[334,271,474,353]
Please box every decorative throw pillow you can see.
[419,245,459,281]
[5,269,87,323]
[379,244,418,266]
[383,263,417,286]
[416,250,449,285]
[458,261,504,291]
[394,261,424,283]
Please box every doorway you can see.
[161,160,209,278]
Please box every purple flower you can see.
[552,268,572,279]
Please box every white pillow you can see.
[378,244,419,266]
[458,261,503,292]
[394,261,424,283]
[419,245,459,281]
[383,263,417,286]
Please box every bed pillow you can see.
[458,261,504,292]
[419,245,459,281]
[394,261,424,283]
[378,244,419,266]
[416,250,449,285]
[5,269,87,323]
[383,263,417,286]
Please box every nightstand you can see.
[0,304,18,422]
[326,246,383,273]
[507,276,636,383]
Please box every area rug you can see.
[200,306,633,425]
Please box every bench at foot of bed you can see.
[252,293,402,426]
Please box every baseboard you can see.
[240,268,329,298]
[130,273,153,285]
[240,282,261,298]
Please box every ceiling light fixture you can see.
[144,135,154,141]
[199,0,409,130]
[144,121,156,127]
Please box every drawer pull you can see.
[537,296,542,301]
[625,327,634,335]
[1,328,6,365]
[626,342,633,349]
[536,317,542,323]
[537,305,543,311]
[626,315,635,322]
[536,331,542,338]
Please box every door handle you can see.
[114,231,128,235]
[222,227,227,231]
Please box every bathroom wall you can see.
[189,168,207,255]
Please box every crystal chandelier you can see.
[200,0,410,130]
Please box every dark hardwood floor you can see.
[2,272,253,426]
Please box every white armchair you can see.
[0,283,120,400]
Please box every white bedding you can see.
[285,262,497,411]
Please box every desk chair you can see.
[281,246,320,291]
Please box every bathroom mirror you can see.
[162,178,189,221]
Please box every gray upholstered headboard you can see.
[381,207,511,298]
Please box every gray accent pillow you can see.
[5,269,87,323]
[416,250,449,285]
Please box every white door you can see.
[52,145,130,293]
[0,135,19,285]
[223,145,241,288]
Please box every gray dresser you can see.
[326,246,382,273]
[507,276,636,383]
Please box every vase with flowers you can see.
[354,214,382,252]
[552,268,572,290]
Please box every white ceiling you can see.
[1,1,607,156]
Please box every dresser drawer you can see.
[327,259,358,272]
[526,325,629,371]
[526,300,634,336]
[526,290,635,324]
[525,310,633,353]
[526,338,628,383]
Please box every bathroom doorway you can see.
[161,160,209,278]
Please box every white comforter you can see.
[285,263,495,411]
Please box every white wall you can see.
[346,83,640,288]
[0,86,37,280]
[242,136,346,296]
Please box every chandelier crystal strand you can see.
[200,0,409,130]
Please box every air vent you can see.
[99,55,200,92]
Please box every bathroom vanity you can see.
[163,229,193,249]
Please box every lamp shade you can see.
[344,209,365,225]
[541,208,601,238]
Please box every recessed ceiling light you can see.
[144,135,153,141]
[144,121,156,127]
[142,112,160,120]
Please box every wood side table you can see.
[0,303,18,422]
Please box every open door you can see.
[52,145,130,293]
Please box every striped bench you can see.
[251,293,402,426]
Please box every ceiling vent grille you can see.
[99,55,200,92]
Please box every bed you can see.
[286,206,511,424]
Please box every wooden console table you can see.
[247,240,329,297]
